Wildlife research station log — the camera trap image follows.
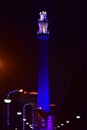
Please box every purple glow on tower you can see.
[47,116,54,130]
[37,11,50,112]
[37,11,49,35]
[36,116,54,130]
[39,11,47,21]
[37,11,54,130]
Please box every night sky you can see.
[0,0,87,129]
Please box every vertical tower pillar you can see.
[37,11,50,112]
[36,11,54,130]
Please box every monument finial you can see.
[37,11,49,35]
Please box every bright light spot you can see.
[34,107,42,110]
[23,118,26,121]
[4,99,11,103]
[76,115,80,119]
[61,123,64,126]
[40,15,44,21]
[17,111,22,115]
[19,89,23,92]
[66,120,70,123]
[43,26,46,33]
[15,128,17,130]
[38,107,42,109]
[29,124,33,129]
[57,125,60,128]
[26,122,29,125]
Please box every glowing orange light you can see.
[50,104,56,107]
[0,59,4,70]
[0,54,14,78]
[28,91,38,95]
[24,91,27,94]
[19,89,23,93]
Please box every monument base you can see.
[34,111,54,130]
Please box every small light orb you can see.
[17,111,22,115]
[26,122,29,125]
[76,115,80,119]
[61,123,64,126]
[23,118,26,121]
[19,89,23,92]
[57,125,60,128]
[66,120,70,123]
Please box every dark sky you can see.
[0,0,87,128]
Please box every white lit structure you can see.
[37,10,50,112]
[37,11,54,130]
[37,11,49,35]
[4,89,23,126]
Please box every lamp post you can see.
[22,103,34,130]
[4,89,23,126]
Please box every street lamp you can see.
[66,120,70,124]
[17,111,22,116]
[22,103,34,130]
[4,89,23,126]
[76,115,80,119]
[61,123,64,126]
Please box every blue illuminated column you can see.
[37,11,50,112]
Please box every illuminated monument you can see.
[37,11,50,112]
[36,11,54,130]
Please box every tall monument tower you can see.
[36,11,54,130]
[37,11,50,112]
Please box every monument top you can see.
[39,11,48,22]
[37,11,49,35]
